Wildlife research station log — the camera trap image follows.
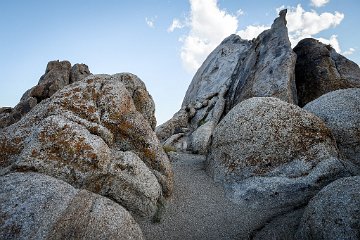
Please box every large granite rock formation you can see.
[156,34,251,154]
[0,74,173,218]
[156,9,297,154]
[225,9,297,111]
[0,60,92,129]
[296,176,360,240]
[206,97,349,229]
[304,88,360,171]
[0,172,144,240]
[294,38,360,106]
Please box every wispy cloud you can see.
[236,9,245,17]
[311,0,330,8]
[343,47,356,56]
[167,19,185,32]
[145,16,157,28]
[237,25,269,40]
[316,35,341,52]
[281,4,344,46]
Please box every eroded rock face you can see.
[182,34,252,107]
[206,97,349,225]
[226,9,297,111]
[294,38,360,106]
[70,63,91,83]
[156,10,297,154]
[296,176,360,240]
[156,35,250,154]
[0,60,92,129]
[0,172,144,240]
[33,60,72,100]
[0,74,173,217]
[304,88,360,171]
[112,73,157,130]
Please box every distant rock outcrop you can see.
[0,172,144,240]
[0,60,92,128]
[294,38,360,106]
[304,88,360,172]
[156,9,297,154]
[0,73,172,218]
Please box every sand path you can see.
[137,153,263,240]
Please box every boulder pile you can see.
[1,63,173,239]
[1,9,360,240]
[157,9,360,239]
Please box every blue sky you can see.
[1,0,359,124]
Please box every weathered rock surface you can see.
[156,10,297,154]
[156,34,248,154]
[207,97,349,224]
[304,88,360,171]
[294,38,360,106]
[251,208,305,240]
[32,60,72,100]
[0,60,92,129]
[296,176,360,240]
[226,9,297,112]
[112,73,157,130]
[0,172,144,240]
[70,63,91,83]
[182,34,252,107]
[0,74,173,217]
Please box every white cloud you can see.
[311,0,330,7]
[342,47,356,56]
[167,19,185,32]
[316,35,341,52]
[279,4,344,47]
[173,1,345,73]
[145,16,157,28]
[237,25,269,40]
[180,0,238,73]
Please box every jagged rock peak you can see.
[156,9,297,154]
[0,60,92,129]
[273,9,287,27]
[225,8,296,111]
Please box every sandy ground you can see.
[137,152,267,240]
